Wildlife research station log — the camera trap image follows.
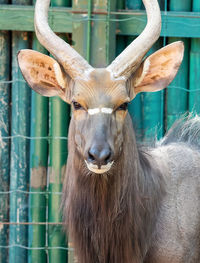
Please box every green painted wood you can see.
[117,0,124,10]
[142,0,164,142]
[28,35,48,262]
[125,36,143,140]
[9,3,31,263]
[189,2,200,114]
[9,28,31,263]
[0,5,200,38]
[193,1,200,11]
[91,0,116,66]
[0,5,73,32]
[86,0,92,62]
[48,99,69,263]
[0,33,10,263]
[9,1,31,262]
[72,0,88,61]
[126,0,142,10]
[117,10,200,38]
[73,0,116,66]
[48,1,71,262]
[125,0,143,140]
[0,1,10,262]
[166,0,191,130]
[143,39,164,142]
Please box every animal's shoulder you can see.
[146,144,200,263]
[150,143,200,180]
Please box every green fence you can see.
[0,0,200,262]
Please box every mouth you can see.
[85,161,114,174]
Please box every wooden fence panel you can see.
[0,0,200,262]
[0,1,10,263]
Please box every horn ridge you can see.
[34,0,93,79]
[107,0,161,79]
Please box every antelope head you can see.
[18,0,184,174]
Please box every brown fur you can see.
[62,114,165,263]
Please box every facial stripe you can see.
[88,108,100,115]
[88,108,113,115]
[101,108,113,114]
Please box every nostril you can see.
[105,151,111,163]
[88,150,96,162]
[100,148,112,164]
[87,146,113,166]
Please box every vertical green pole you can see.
[117,0,124,9]
[126,0,142,10]
[143,41,164,142]
[72,0,116,66]
[126,36,143,139]
[90,0,116,67]
[9,1,31,262]
[189,1,200,113]
[166,0,191,130]
[48,0,71,262]
[125,0,143,139]
[28,28,48,263]
[116,0,124,68]
[142,0,164,142]
[0,1,10,262]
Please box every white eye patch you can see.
[88,108,113,115]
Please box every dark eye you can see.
[72,101,83,110]
[117,102,128,111]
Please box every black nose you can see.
[87,145,112,167]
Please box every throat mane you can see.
[62,117,165,263]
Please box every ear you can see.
[18,49,71,103]
[129,41,184,99]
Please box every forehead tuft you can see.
[90,68,113,81]
[89,68,126,83]
[72,68,128,107]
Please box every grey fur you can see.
[62,114,200,263]
[146,115,200,262]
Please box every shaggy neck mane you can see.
[62,115,165,263]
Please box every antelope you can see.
[18,0,200,262]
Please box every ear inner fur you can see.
[130,41,184,98]
[18,49,69,102]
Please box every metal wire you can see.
[0,79,25,84]
[1,80,200,92]
[0,0,198,259]
[0,189,61,195]
[0,3,199,262]
[86,0,92,62]
[0,134,68,140]
[0,244,73,251]
[0,222,63,225]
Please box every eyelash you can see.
[117,102,128,111]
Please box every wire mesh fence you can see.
[0,0,200,262]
